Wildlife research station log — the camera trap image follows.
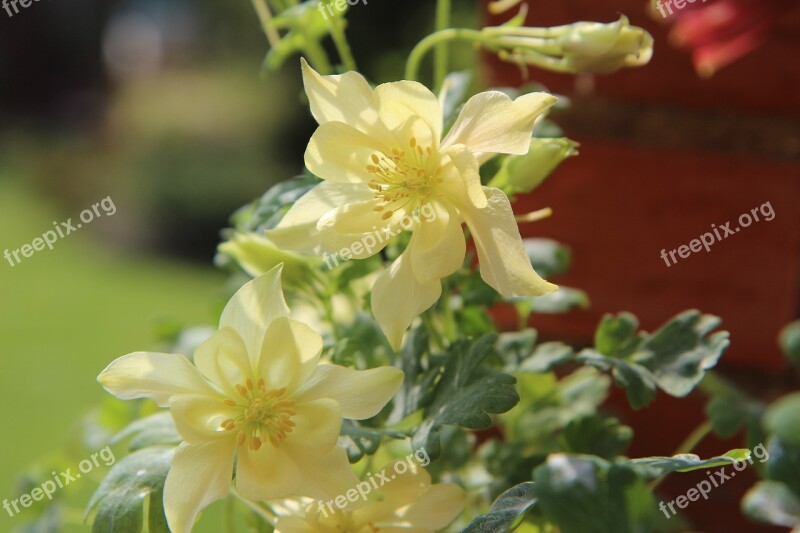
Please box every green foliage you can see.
[460,482,538,533]
[780,320,800,367]
[577,311,729,409]
[410,334,520,459]
[338,420,407,463]
[489,138,579,197]
[86,446,175,533]
[743,481,800,528]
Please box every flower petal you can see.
[163,441,235,533]
[301,58,385,137]
[283,398,341,454]
[169,393,239,443]
[371,250,442,350]
[257,317,323,393]
[461,187,558,296]
[193,327,251,397]
[441,91,557,155]
[443,144,488,209]
[293,365,403,420]
[305,122,391,184]
[317,199,402,260]
[267,182,375,255]
[236,443,302,501]
[409,202,466,285]
[286,445,359,500]
[219,265,290,368]
[395,482,465,529]
[97,352,216,407]
[375,80,443,141]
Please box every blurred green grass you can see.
[0,177,226,531]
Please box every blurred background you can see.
[0,0,797,531]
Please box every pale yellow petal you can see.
[375,80,443,141]
[169,393,239,444]
[219,265,290,368]
[317,199,401,260]
[371,250,442,350]
[354,461,430,524]
[97,352,216,407]
[444,144,488,208]
[409,202,465,285]
[301,58,385,137]
[193,327,251,397]
[396,482,466,529]
[441,91,557,155]
[257,317,323,393]
[286,446,359,500]
[236,444,302,501]
[267,182,375,255]
[283,398,341,454]
[163,441,235,533]
[461,187,558,296]
[305,121,391,184]
[293,365,403,420]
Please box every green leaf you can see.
[766,437,800,498]
[496,329,574,373]
[534,454,658,533]
[578,310,729,409]
[112,413,181,452]
[523,239,573,278]
[412,335,520,459]
[626,449,750,478]
[338,420,407,463]
[764,392,800,445]
[779,320,800,367]
[560,416,632,458]
[460,482,538,533]
[743,481,800,527]
[511,287,589,315]
[232,174,320,233]
[86,446,175,533]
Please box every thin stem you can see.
[328,10,357,71]
[250,0,281,46]
[649,421,713,491]
[405,28,485,82]
[304,36,334,74]
[434,0,452,90]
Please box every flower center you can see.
[221,378,296,451]
[366,136,443,220]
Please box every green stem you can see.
[649,421,713,491]
[328,10,357,71]
[406,28,485,82]
[250,0,281,46]
[433,0,452,90]
[304,36,334,74]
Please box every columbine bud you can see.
[484,16,653,74]
[489,137,579,197]
[217,232,318,285]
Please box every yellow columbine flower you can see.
[274,459,465,533]
[268,59,558,349]
[97,264,403,533]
